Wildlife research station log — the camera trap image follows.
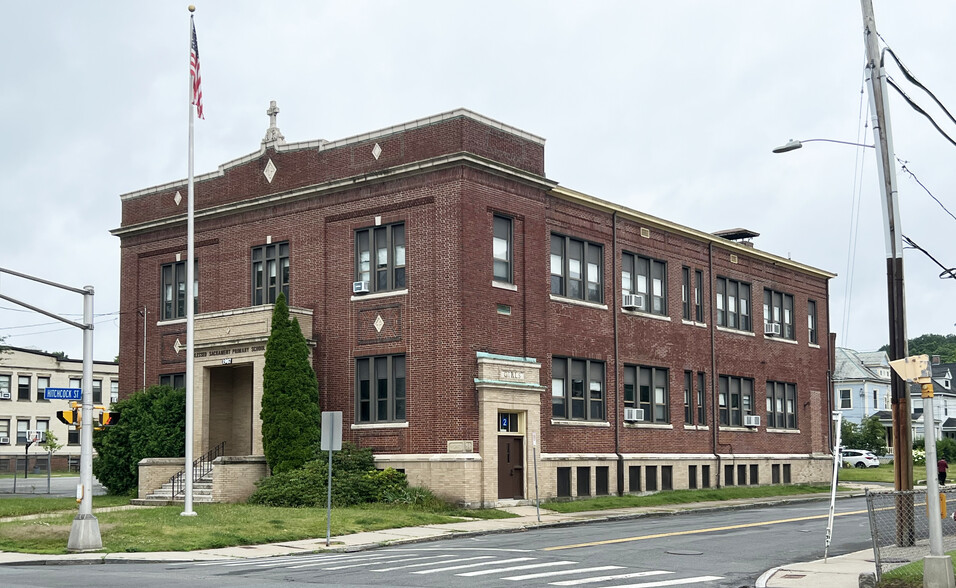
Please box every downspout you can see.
[613,212,624,495]
[708,242,721,487]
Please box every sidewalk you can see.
[0,486,880,588]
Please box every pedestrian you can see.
[938,457,948,486]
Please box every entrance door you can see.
[497,436,524,499]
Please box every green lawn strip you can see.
[541,484,833,514]
[876,551,956,588]
[0,495,130,519]
[0,503,513,555]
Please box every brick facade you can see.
[114,108,835,506]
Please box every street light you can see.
[771,138,874,153]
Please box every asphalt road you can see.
[1,496,873,588]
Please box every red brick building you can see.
[113,107,835,506]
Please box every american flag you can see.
[190,18,204,119]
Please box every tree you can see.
[841,415,888,455]
[880,334,956,363]
[92,385,186,495]
[261,292,321,475]
[40,430,63,454]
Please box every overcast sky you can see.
[2,1,954,362]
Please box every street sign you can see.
[321,411,342,451]
[44,387,82,400]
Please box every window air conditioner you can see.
[622,293,644,310]
[743,415,761,427]
[764,322,781,336]
[0,391,10,400]
[0,436,9,445]
[624,407,644,422]
[352,280,370,295]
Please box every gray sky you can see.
[2,1,954,362]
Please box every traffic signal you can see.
[99,411,119,427]
[57,408,80,427]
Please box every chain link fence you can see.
[865,487,956,582]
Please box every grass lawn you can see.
[0,495,131,519]
[0,502,512,554]
[876,551,956,587]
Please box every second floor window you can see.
[18,376,30,401]
[716,277,751,332]
[161,260,197,320]
[356,223,406,293]
[624,365,669,423]
[92,380,102,404]
[719,375,754,427]
[551,234,602,303]
[493,215,513,283]
[623,253,666,315]
[0,375,9,400]
[764,289,795,340]
[37,376,50,401]
[160,373,186,390]
[839,389,852,409]
[252,242,290,305]
[767,381,798,429]
[552,357,605,421]
[808,300,818,344]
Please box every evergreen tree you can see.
[261,292,321,474]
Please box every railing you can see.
[169,441,226,499]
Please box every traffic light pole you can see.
[0,267,102,551]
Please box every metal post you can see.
[922,383,944,555]
[68,286,102,550]
[182,10,198,518]
[326,448,333,547]
[825,411,843,561]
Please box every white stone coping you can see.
[476,352,540,366]
[373,453,482,463]
[623,422,674,430]
[540,453,619,461]
[766,336,798,345]
[550,419,611,428]
[766,428,802,434]
[351,289,408,302]
[549,295,608,311]
[681,319,708,328]
[351,422,409,430]
[621,309,671,322]
[683,424,711,431]
[716,326,756,337]
[492,281,518,291]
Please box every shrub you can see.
[248,443,408,507]
[92,385,186,495]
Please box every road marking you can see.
[504,565,625,581]
[375,555,494,572]
[457,560,576,576]
[293,553,452,570]
[544,508,869,550]
[602,576,723,587]
[550,570,671,585]
[412,556,534,574]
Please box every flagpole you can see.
[183,5,198,517]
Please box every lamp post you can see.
[771,138,874,153]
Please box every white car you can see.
[841,449,881,468]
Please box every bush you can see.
[912,437,956,465]
[92,385,186,495]
[248,443,408,507]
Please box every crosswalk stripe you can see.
[371,555,466,572]
[256,552,401,569]
[504,565,625,581]
[551,570,672,585]
[375,555,495,572]
[605,576,723,588]
[457,560,576,577]
[292,553,452,570]
[412,557,535,574]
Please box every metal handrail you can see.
[169,441,225,499]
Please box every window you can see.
[69,377,81,393]
[110,381,119,404]
[160,373,186,390]
[622,252,666,315]
[68,425,79,445]
[551,234,602,303]
[625,365,669,423]
[356,223,406,293]
[16,419,29,445]
[161,260,198,320]
[718,375,754,426]
[493,215,512,283]
[577,466,591,496]
[763,289,795,340]
[252,242,290,305]
[596,466,609,495]
[702,464,711,488]
[715,277,751,331]
[552,357,605,421]
[37,376,50,402]
[689,465,698,489]
[92,379,102,404]
[682,268,704,321]
[646,466,658,491]
[18,376,30,401]
[767,381,798,429]
[557,467,572,497]
[683,371,707,426]
[697,372,706,425]
[356,355,406,423]
[0,375,9,400]
[0,419,9,441]
[36,419,49,442]
[629,466,641,492]
[684,371,693,424]
[839,389,852,409]
[808,300,818,344]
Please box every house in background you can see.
[910,358,956,441]
[0,347,118,473]
[832,348,892,423]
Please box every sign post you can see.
[320,411,342,547]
